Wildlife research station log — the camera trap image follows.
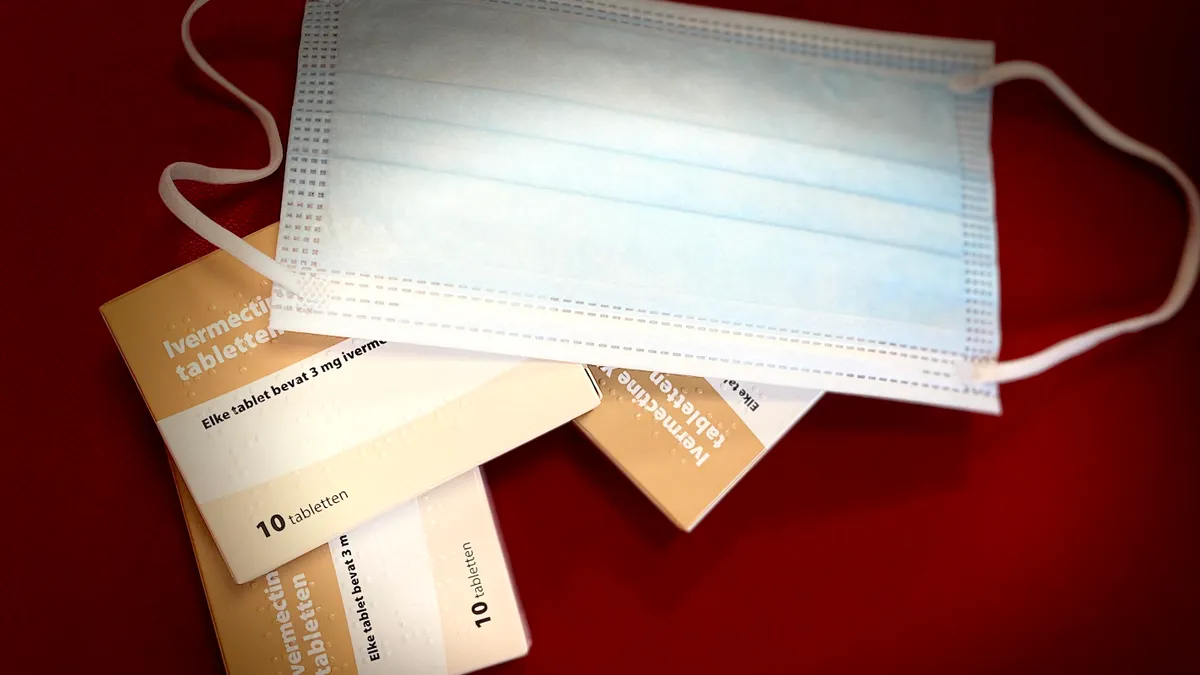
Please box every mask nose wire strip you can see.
[157,0,306,295]
[951,60,1199,385]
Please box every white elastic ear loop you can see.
[950,60,1199,385]
[157,0,306,295]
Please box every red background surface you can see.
[2,0,1197,673]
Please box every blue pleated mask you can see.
[162,0,1198,414]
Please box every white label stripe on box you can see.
[707,376,823,446]
[328,502,449,674]
[157,339,522,504]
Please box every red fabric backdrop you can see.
[3,0,1197,673]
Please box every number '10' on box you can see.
[172,462,532,675]
[100,223,601,583]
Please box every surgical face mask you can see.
[161,0,1198,414]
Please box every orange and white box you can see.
[101,223,600,583]
[575,366,821,531]
[174,463,531,674]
